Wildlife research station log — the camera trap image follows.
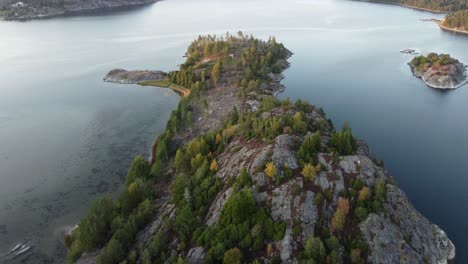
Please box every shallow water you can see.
[0,0,466,262]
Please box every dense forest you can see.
[442,9,468,30]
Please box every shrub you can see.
[223,248,243,264]
[354,207,368,222]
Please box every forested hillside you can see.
[65,34,455,264]
[442,9,468,30]
[364,0,467,12]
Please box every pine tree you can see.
[212,59,223,85]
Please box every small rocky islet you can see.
[409,52,467,89]
[66,34,456,264]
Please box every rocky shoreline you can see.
[0,0,159,21]
[409,53,467,89]
[103,68,168,84]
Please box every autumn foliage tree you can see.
[332,197,350,232]
[358,187,371,201]
[264,162,277,178]
[301,163,317,181]
[210,159,219,172]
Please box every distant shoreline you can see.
[354,0,446,13]
[357,1,468,35]
[0,0,159,21]
[421,19,468,35]
[438,21,468,35]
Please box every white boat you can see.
[4,241,33,260]
[14,245,32,256]
[4,241,25,257]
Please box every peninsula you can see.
[409,53,467,89]
[67,33,455,264]
[0,0,159,21]
[104,69,191,97]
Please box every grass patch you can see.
[138,80,190,97]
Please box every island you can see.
[65,33,455,264]
[409,53,467,89]
[0,0,159,21]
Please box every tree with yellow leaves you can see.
[301,163,317,181]
[215,133,222,144]
[210,159,219,172]
[337,197,350,215]
[266,243,274,256]
[358,187,371,201]
[331,208,346,232]
[264,162,276,178]
[332,197,350,232]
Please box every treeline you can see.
[66,156,156,264]
[410,52,458,71]
[371,0,467,12]
[443,9,468,30]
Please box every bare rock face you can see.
[103,68,168,84]
[272,134,299,171]
[205,187,233,226]
[187,247,206,264]
[360,185,456,264]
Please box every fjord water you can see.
[0,0,467,262]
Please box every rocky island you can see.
[66,33,455,264]
[409,53,467,89]
[0,0,160,21]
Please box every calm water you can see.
[0,0,467,262]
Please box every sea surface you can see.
[0,0,466,262]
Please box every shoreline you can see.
[438,21,468,35]
[138,80,191,97]
[354,0,446,14]
[421,18,468,36]
[0,0,159,21]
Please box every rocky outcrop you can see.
[103,68,168,84]
[360,185,455,264]
[0,0,160,21]
[187,247,206,264]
